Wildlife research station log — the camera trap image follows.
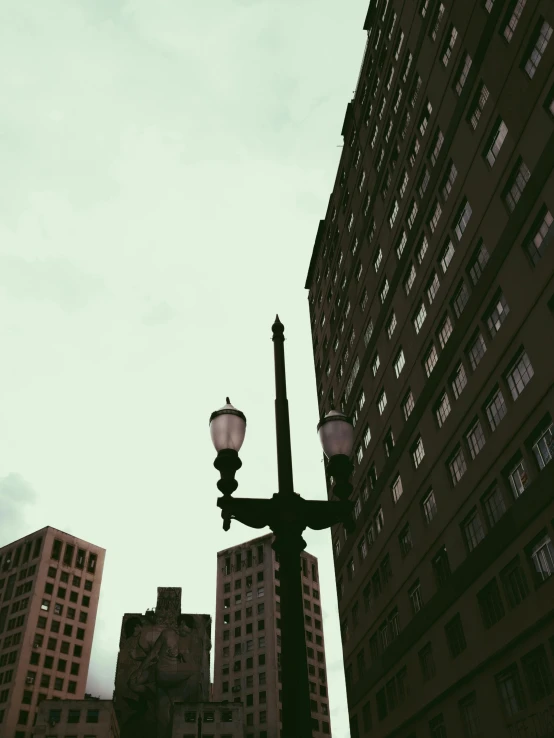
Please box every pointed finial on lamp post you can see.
[272,314,284,339]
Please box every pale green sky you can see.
[0,1,369,734]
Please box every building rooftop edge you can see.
[304,219,326,291]
[0,525,106,553]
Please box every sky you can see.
[0,1,369,735]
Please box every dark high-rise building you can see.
[305,0,554,735]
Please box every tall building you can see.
[0,527,105,737]
[305,0,554,736]
[34,695,119,737]
[213,533,333,738]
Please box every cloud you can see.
[0,255,105,312]
[0,473,38,544]
[142,300,176,326]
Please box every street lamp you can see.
[209,316,355,738]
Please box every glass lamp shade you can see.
[317,410,354,459]
[209,398,247,453]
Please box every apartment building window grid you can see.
[449,446,467,484]
[467,420,486,459]
[503,0,527,43]
[533,425,553,469]
[468,333,487,370]
[436,392,451,427]
[455,54,472,95]
[469,84,489,129]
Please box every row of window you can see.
[51,539,97,574]
[0,538,42,573]
[333,199,551,566]
[339,414,553,639]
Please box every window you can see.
[392,476,403,504]
[378,390,387,415]
[523,19,548,76]
[419,100,432,136]
[430,129,444,167]
[486,389,507,430]
[380,279,389,304]
[468,333,486,370]
[396,230,407,260]
[399,170,409,198]
[419,643,436,680]
[526,208,553,265]
[500,556,530,608]
[533,424,554,469]
[372,353,381,376]
[422,490,438,524]
[469,241,490,285]
[438,315,453,348]
[477,578,505,628]
[445,614,466,658]
[429,200,442,233]
[373,248,383,273]
[387,312,397,340]
[409,138,420,168]
[402,51,413,81]
[433,546,451,587]
[454,199,472,241]
[360,289,369,312]
[507,157,531,212]
[410,580,423,614]
[440,240,455,273]
[506,350,534,399]
[403,390,415,420]
[441,160,458,202]
[449,446,467,485]
[394,349,406,379]
[452,280,469,318]
[496,665,526,717]
[424,345,439,377]
[412,436,425,468]
[486,119,508,167]
[459,693,481,737]
[416,234,429,264]
[482,486,507,527]
[469,84,489,129]
[375,506,384,534]
[407,199,419,229]
[462,509,485,552]
[435,392,451,427]
[455,53,472,95]
[442,25,458,66]
[355,261,363,282]
[427,271,440,304]
[413,302,427,334]
[503,0,527,42]
[523,646,554,704]
[467,420,486,459]
[529,534,554,582]
[404,264,416,295]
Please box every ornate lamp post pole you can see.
[209,316,355,738]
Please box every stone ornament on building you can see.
[114,587,212,738]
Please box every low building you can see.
[33,697,119,737]
[174,700,244,737]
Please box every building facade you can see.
[305,0,554,736]
[213,534,332,737]
[0,526,105,737]
[33,696,119,737]
[173,700,244,738]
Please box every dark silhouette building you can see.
[305,0,554,736]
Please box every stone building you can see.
[113,586,244,738]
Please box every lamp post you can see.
[209,316,355,738]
